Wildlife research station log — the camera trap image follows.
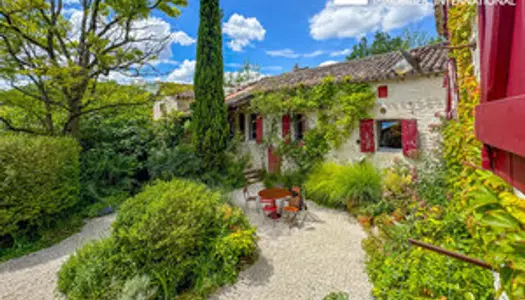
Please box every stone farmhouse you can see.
[153,45,449,172]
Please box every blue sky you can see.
[65,0,438,84]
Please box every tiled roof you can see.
[172,90,194,99]
[225,44,448,107]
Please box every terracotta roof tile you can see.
[225,44,448,107]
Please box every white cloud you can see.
[101,72,146,85]
[266,49,300,58]
[304,50,325,58]
[266,49,328,59]
[223,14,266,52]
[166,60,196,83]
[67,12,193,63]
[151,59,180,66]
[310,1,433,40]
[330,49,352,57]
[319,60,339,67]
[63,0,79,4]
[171,31,196,46]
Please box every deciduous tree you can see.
[0,0,186,137]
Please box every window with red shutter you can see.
[477,3,525,192]
[256,115,263,144]
[401,119,418,157]
[249,114,257,141]
[282,114,291,142]
[378,85,388,98]
[377,120,402,150]
[359,119,375,153]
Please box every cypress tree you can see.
[193,0,229,169]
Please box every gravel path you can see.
[212,184,372,300]
[0,214,115,300]
[0,185,372,300]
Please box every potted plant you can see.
[392,208,406,222]
[357,206,374,228]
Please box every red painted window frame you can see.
[359,119,375,153]
[476,3,525,192]
[256,115,263,144]
[282,114,291,142]
[377,85,388,98]
[401,119,418,157]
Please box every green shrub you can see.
[305,161,382,208]
[0,134,81,239]
[118,275,158,300]
[58,179,257,299]
[323,292,349,300]
[147,144,247,189]
[362,158,494,298]
[79,107,154,207]
[363,207,494,298]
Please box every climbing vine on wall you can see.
[443,4,524,298]
[250,76,375,174]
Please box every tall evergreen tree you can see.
[193,0,229,169]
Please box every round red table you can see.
[258,188,292,219]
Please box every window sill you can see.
[377,147,402,153]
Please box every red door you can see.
[268,147,280,173]
[477,2,525,192]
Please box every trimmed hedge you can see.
[58,179,257,299]
[0,134,81,239]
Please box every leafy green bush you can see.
[305,161,382,208]
[79,106,154,207]
[362,158,494,299]
[58,179,257,299]
[363,205,494,299]
[323,292,349,300]
[0,134,81,240]
[147,144,247,189]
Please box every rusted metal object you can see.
[408,239,493,270]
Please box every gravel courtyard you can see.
[0,214,115,300]
[212,184,372,300]
[0,184,371,300]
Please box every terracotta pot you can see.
[392,209,405,222]
[357,215,373,228]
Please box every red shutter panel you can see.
[359,119,375,153]
[401,119,418,157]
[256,115,263,144]
[268,147,281,173]
[377,86,388,98]
[477,2,525,192]
[282,114,291,143]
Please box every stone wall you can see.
[237,75,446,171]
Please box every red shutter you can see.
[268,147,281,173]
[477,2,525,191]
[256,115,263,144]
[282,114,291,143]
[377,86,388,98]
[359,119,375,153]
[401,119,418,157]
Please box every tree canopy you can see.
[0,0,186,137]
[346,30,443,61]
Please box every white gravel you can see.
[0,184,372,300]
[0,214,115,300]
[212,184,373,300]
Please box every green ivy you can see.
[442,4,525,298]
[250,76,375,175]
